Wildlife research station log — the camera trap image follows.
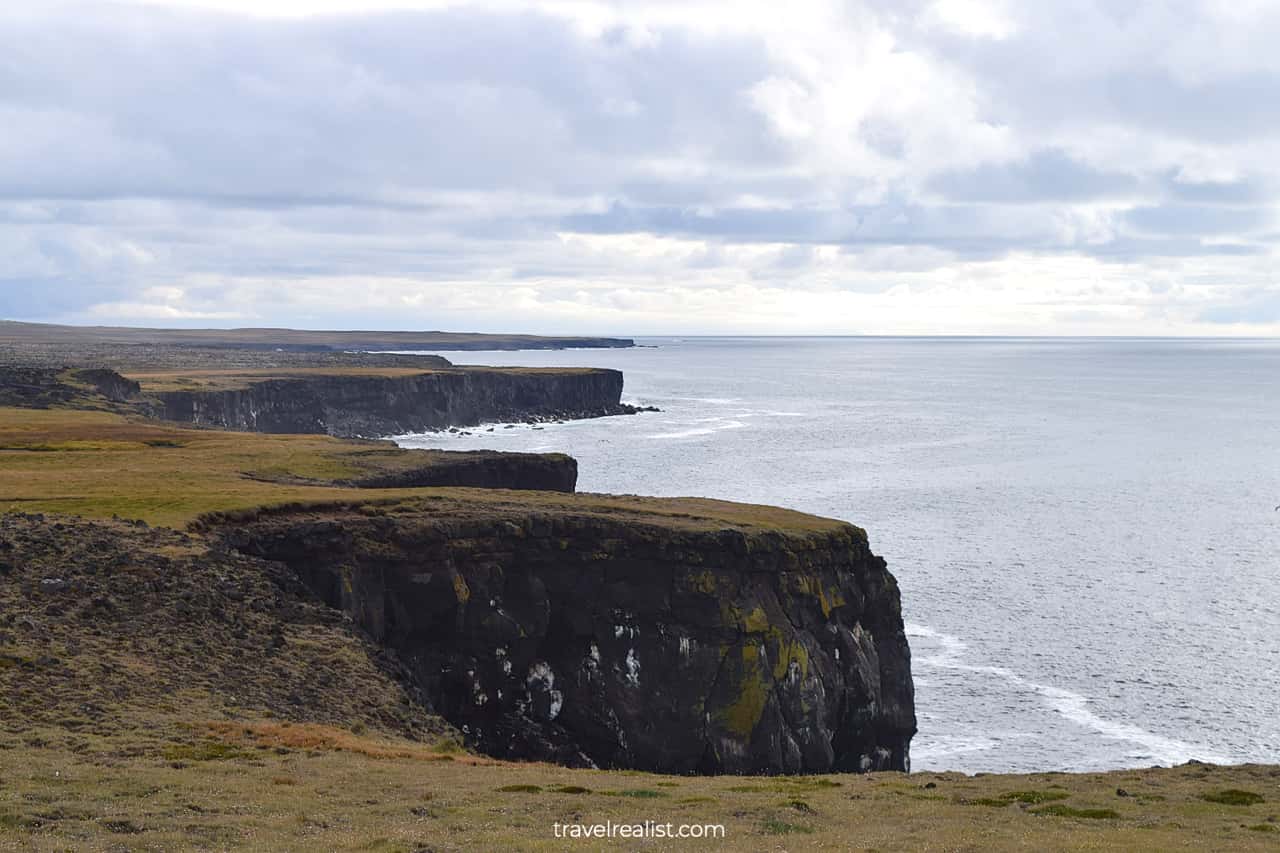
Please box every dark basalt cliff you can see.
[153,369,634,437]
[339,450,578,493]
[222,506,916,775]
[0,366,140,408]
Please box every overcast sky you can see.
[3,0,1280,335]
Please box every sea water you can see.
[393,337,1280,774]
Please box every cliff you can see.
[219,498,916,775]
[337,449,577,492]
[149,368,635,437]
[0,366,140,408]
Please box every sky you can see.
[3,0,1280,336]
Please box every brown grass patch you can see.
[201,721,500,765]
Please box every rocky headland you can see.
[0,325,914,781]
[214,498,915,775]
[145,366,640,437]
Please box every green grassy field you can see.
[121,365,608,392]
[4,721,1278,851]
[0,407,848,531]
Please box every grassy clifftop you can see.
[121,365,607,393]
[0,406,844,534]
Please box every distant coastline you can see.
[0,319,634,352]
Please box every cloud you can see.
[0,0,1279,334]
[928,149,1138,203]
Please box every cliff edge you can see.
[217,496,916,775]
[141,367,637,437]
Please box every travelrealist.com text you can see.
[552,820,727,840]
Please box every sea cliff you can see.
[150,368,634,437]
[219,501,916,775]
[0,347,916,777]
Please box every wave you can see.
[905,622,1227,767]
[645,419,748,440]
[909,734,1002,763]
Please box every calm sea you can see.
[393,337,1280,774]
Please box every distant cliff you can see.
[151,369,636,437]
[339,450,578,493]
[0,320,634,351]
[220,503,916,775]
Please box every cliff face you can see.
[0,367,139,408]
[222,506,916,775]
[153,369,632,437]
[340,450,578,493]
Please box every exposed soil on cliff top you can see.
[0,514,451,746]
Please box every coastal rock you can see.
[152,369,636,437]
[222,505,916,775]
[340,450,577,492]
[0,367,138,408]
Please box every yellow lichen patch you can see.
[715,644,770,737]
[790,575,847,618]
[817,586,846,618]
[742,606,771,634]
[767,630,812,682]
[452,574,471,604]
[687,570,718,595]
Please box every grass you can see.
[123,365,609,392]
[1202,788,1266,805]
[5,723,1278,852]
[122,367,451,392]
[0,406,850,534]
[161,741,249,762]
[0,407,426,525]
[971,789,1071,806]
[1031,804,1122,819]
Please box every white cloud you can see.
[2,0,1280,333]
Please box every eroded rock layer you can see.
[221,504,916,775]
[155,369,634,437]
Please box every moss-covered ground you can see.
[3,726,1278,851]
[122,365,606,392]
[0,407,844,533]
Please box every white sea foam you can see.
[905,622,1226,766]
[645,419,747,440]
[909,735,1001,763]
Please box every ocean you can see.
[393,337,1280,774]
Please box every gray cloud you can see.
[928,149,1138,203]
[2,1,1280,333]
